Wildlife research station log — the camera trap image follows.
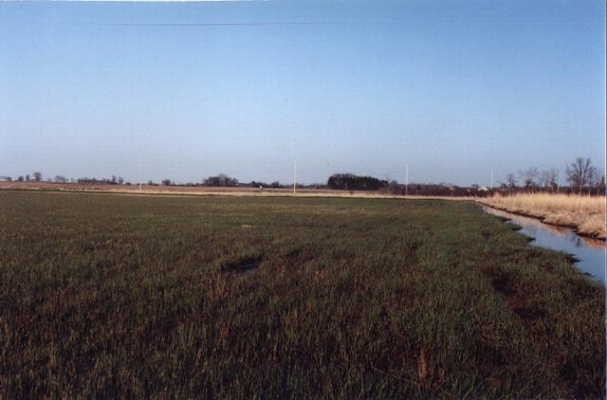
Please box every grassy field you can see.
[482,193,606,240]
[0,190,604,398]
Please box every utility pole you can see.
[293,159,297,194]
[405,164,409,196]
[139,147,143,192]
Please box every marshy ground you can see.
[0,191,604,398]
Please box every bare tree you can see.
[502,173,516,194]
[538,168,559,192]
[538,170,549,188]
[588,170,605,195]
[566,158,595,193]
[596,173,606,194]
[519,167,539,192]
[33,171,42,182]
[547,168,559,192]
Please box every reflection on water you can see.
[482,206,606,283]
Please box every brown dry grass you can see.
[0,181,471,201]
[482,193,606,239]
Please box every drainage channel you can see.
[482,205,606,283]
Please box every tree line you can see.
[6,171,43,182]
[327,173,388,191]
[501,157,605,195]
[4,157,604,196]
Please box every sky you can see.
[0,0,605,186]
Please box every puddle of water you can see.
[482,206,606,283]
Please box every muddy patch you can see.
[221,256,262,273]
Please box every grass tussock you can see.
[482,193,606,239]
[0,191,604,398]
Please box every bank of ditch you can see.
[480,193,606,240]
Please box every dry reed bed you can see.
[482,193,606,240]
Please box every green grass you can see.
[0,190,604,399]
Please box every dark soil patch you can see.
[221,256,263,273]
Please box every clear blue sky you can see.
[1,0,604,186]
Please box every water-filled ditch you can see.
[482,205,605,283]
